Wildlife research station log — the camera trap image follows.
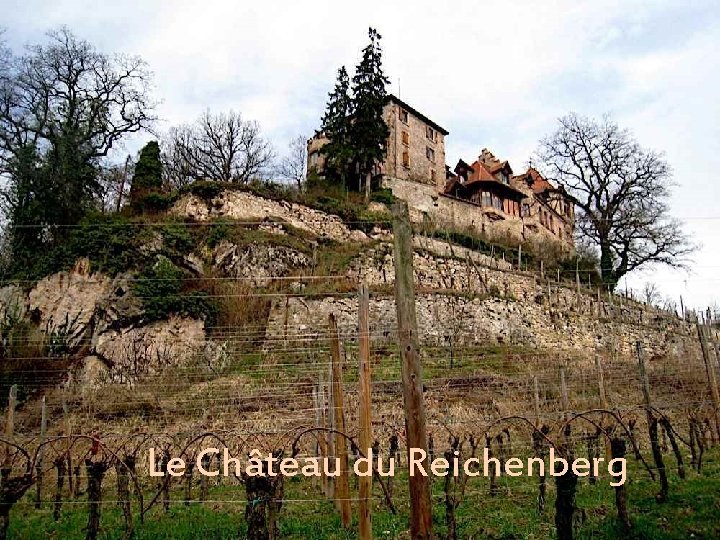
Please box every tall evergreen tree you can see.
[129,141,163,208]
[350,27,390,199]
[320,66,354,184]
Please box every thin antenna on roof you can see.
[398,78,401,99]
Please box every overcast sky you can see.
[2,0,719,309]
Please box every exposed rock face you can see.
[0,285,27,322]
[171,191,361,242]
[28,259,113,347]
[93,316,213,383]
[26,261,144,347]
[1,259,212,386]
[212,240,311,287]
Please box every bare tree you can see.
[276,135,307,190]
[162,110,273,186]
[161,126,196,190]
[641,282,661,307]
[0,26,155,261]
[95,156,133,213]
[538,113,693,289]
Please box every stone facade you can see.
[306,94,448,192]
[384,176,570,252]
[381,95,447,191]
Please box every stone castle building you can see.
[307,95,575,251]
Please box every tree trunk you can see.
[648,417,669,502]
[115,457,134,539]
[660,418,685,480]
[245,475,272,540]
[599,242,617,290]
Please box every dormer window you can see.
[399,109,408,123]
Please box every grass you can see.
[9,449,719,539]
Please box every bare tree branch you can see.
[162,110,274,187]
[537,113,694,289]
[276,134,307,190]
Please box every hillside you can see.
[0,183,718,539]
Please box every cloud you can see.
[2,0,719,307]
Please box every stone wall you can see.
[266,241,699,361]
[384,176,573,252]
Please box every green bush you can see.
[132,256,216,323]
[186,180,225,200]
[205,220,231,248]
[370,188,396,205]
[161,222,195,254]
[132,192,179,213]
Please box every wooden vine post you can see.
[533,375,541,426]
[595,356,608,409]
[636,341,668,502]
[696,323,720,440]
[328,313,352,529]
[35,396,48,508]
[2,385,17,471]
[358,283,373,540]
[392,201,433,539]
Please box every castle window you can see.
[399,109,408,123]
[402,151,410,168]
[522,203,530,217]
[426,126,436,142]
[402,131,409,145]
[426,146,435,162]
[431,169,436,182]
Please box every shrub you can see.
[186,180,225,200]
[132,191,179,213]
[161,222,195,254]
[205,220,231,248]
[370,188,396,205]
[132,256,216,323]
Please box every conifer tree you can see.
[129,141,163,207]
[350,27,390,199]
[320,66,354,184]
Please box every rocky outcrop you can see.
[93,316,216,383]
[27,259,113,346]
[1,259,214,386]
[212,240,311,286]
[0,285,27,323]
[171,191,363,242]
[26,260,144,347]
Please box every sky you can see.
[2,0,719,310]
